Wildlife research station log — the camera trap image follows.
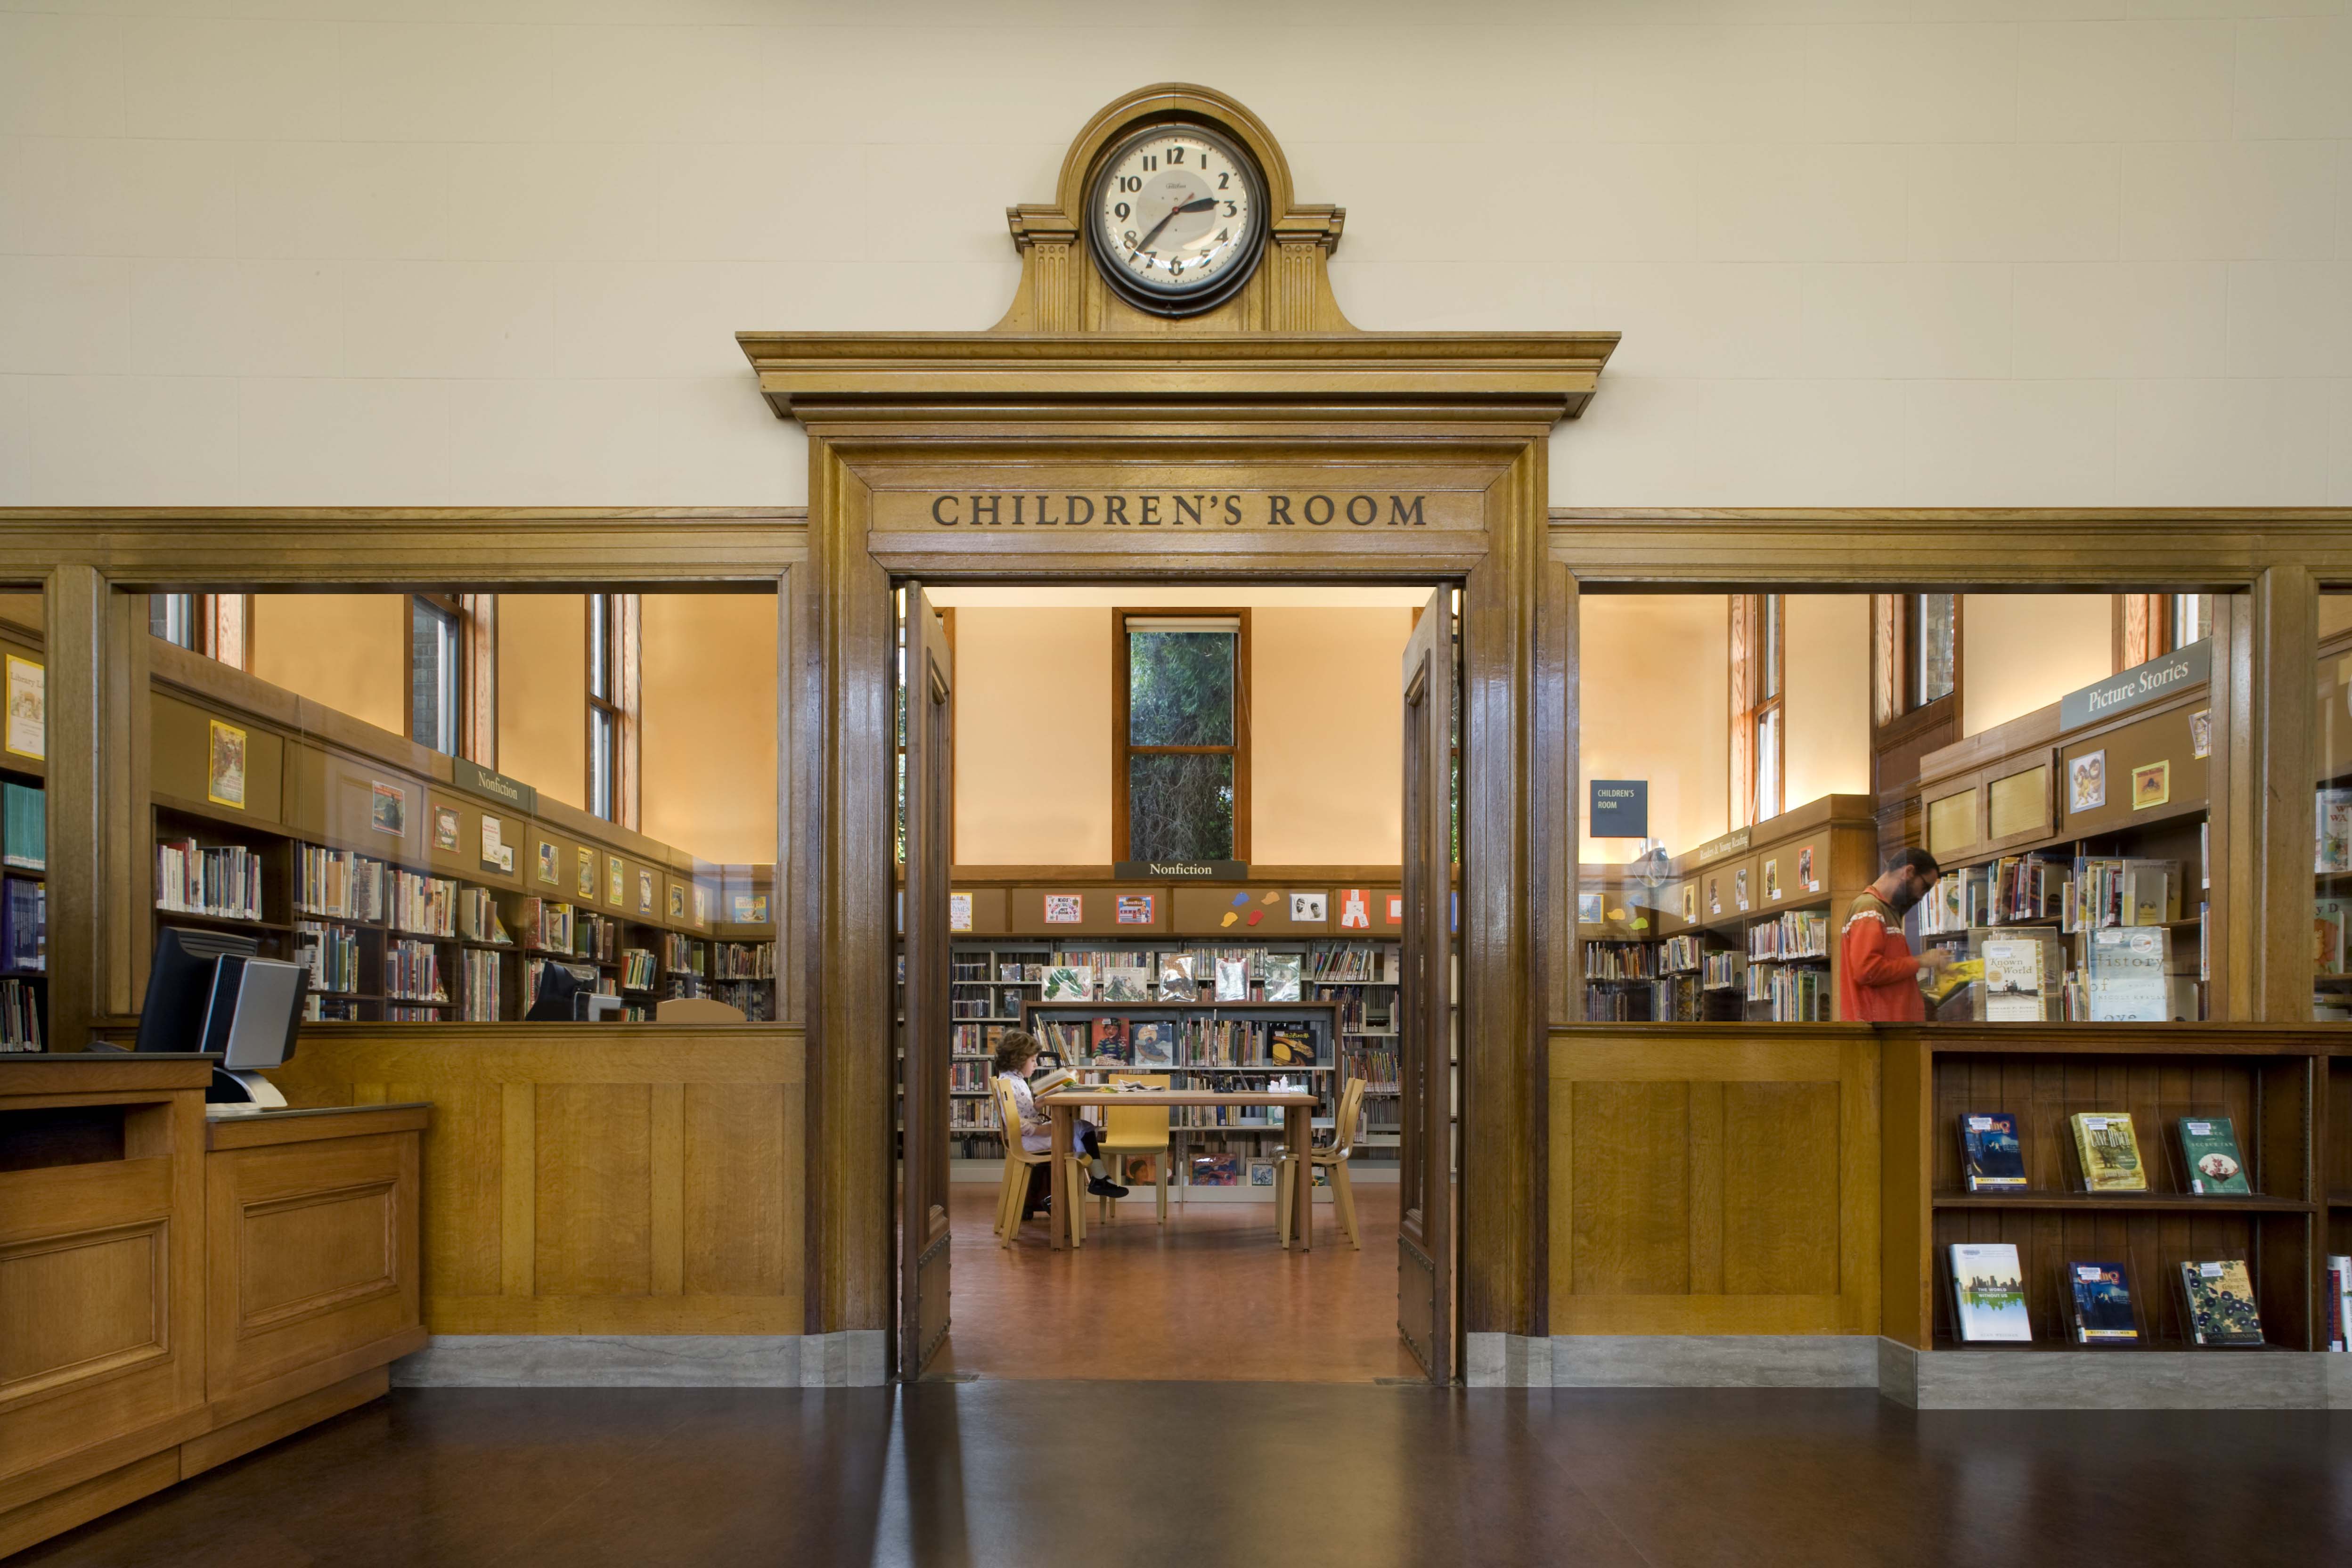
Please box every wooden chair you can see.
[655,996,745,1023]
[1096,1073,1171,1225]
[1277,1077,1366,1250]
[989,1075,1086,1248]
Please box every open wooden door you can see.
[1397,588,1455,1381]
[899,586,954,1378]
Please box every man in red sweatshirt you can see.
[1838,848,1952,1022]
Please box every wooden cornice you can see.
[736,331,1619,428]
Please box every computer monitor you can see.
[205,957,306,1072]
[524,960,593,1021]
[136,927,259,1054]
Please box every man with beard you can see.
[1837,848,1952,1022]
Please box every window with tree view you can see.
[1119,613,1247,862]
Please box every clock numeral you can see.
[1142,154,1157,172]
[1167,146,1184,164]
[1217,229,1229,243]
[1224,202,1237,217]
[1124,229,1138,247]
[1119,176,1140,194]
[1218,172,1230,189]
[1170,258,1184,277]
[1114,202,1129,220]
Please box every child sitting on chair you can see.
[997,1029,1127,1214]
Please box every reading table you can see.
[1037,1087,1321,1251]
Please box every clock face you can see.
[1087,123,1266,315]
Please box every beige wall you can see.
[941,595,1414,868]
[5,14,2344,509]
[1962,593,2115,736]
[1250,608,1409,866]
[639,592,776,864]
[950,607,1114,866]
[251,593,406,737]
[1580,595,1729,856]
[2324,594,2352,641]
[1783,595,1871,810]
[498,594,586,811]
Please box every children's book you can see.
[1262,955,1302,1003]
[2066,1262,2140,1343]
[1156,954,1197,1002]
[1131,1021,1175,1068]
[1119,1153,1158,1187]
[1949,1242,2033,1342]
[1246,1158,1277,1188]
[2318,898,2348,975]
[1040,965,1092,1003]
[2327,1255,2351,1353]
[2180,1260,2264,1346]
[1958,1112,2027,1192]
[1268,1029,1315,1067]
[2069,1111,2149,1192]
[1100,966,1151,1003]
[2177,1116,2251,1195]
[1214,956,1250,1003]
[1090,1016,1130,1066]
[1190,1152,1240,1187]
[2319,787,2352,873]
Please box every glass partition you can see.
[1581,589,2216,1025]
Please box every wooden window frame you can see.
[149,592,249,670]
[458,592,497,767]
[1113,606,1251,864]
[2116,591,2212,668]
[586,591,640,826]
[1871,593,1964,734]
[1729,592,1783,827]
[408,592,463,756]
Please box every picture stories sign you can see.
[2060,640,2211,732]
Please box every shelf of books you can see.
[949,935,1402,1175]
[1888,1026,2328,1360]
[1908,665,2210,1025]
[140,662,775,1032]
[0,755,44,1052]
[1578,794,1874,1023]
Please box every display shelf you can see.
[1930,1191,2315,1214]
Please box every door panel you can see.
[1398,588,1454,1382]
[900,587,953,1378]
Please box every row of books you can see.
[1304,942,1398,982]
[1345,1043,1398,1091]
[156,838,263,921]
[712,940,774,980]
[459,887,509,944]
[1960,1109,2251,1194]
[296,919,361,994]
[459,950,502,1021]
[714,979,775,1022]
[387,868,457,937]
[1659,934,1706,974]
[1747,910,1828,961]
[1584,940,1656,982]
[3,780,43,870]
[384,938,445,1002]
[1033,1014,1322,1070]
[295,844,386,921]
[0,976,43,1049]
[621,948,657,991]
[660,932,706,975]
[4,877,41,974]
[522,897,573,953]
[1703,950,1740,990]
[1039,953,1311,1004]
[950,1060,991,1092]
[1319,985,1393,1034]
[1745,964,1828,1020]
[1919,856,2180,937]
[1950,1243,2271,1347]
[575,912,620,962]
[952,1022,1009,1056]
[951,988,1027,1020]
[385,1005,439,1023]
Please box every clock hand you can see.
[1135,196,1217,253]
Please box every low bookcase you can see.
[1885,1025,2325,1358]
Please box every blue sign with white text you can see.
[1589,779,1648,840]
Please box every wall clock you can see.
[1086,121,1267,316]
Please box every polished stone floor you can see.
[21,1384,2352,1567]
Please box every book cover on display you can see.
[1263,955,1302,1002]
[2328,1255,2352,1353]
[1214,956,1249,1003]
[1959,1113,2028,1192]
[1157,955,1197,1002]
[1191,1152,1240,1187]
[1949,1243,2033,1342]
[1091,1016,1130,1066]
[2069,1111,2149,1191]
[1268,1029,1315,1067]
[2085,927,2170,1021]
[2319,788,2352,873]
[1101,966,1151,1003]
[1978,937,2043,1022]
[1040,965,1092,1003]
[2180,1260,2264,1346]
[2067,1262,2140,1343]
[2319,898,2349,975]
[1131,1021,1175,1068]
[2177,1116,2252,1195]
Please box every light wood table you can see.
[1037,1088,1320,1252]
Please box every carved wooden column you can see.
[44,564,148,1048]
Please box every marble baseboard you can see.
[1550,1335,1878,1389]
[393,1331,888,1389]
[1465,1333,1552,1387]
[1880,1338,2336,1409]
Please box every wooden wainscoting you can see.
[265,1027,805,1335]
[1548,1026,1880,1336]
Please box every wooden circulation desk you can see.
[0,1054,426,1557]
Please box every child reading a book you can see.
[996,1029,1127,1214]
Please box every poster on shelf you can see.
[1115,893,1154,924]
[482,814,510,872]
[3,655,43,760]
[732,892,768,923]
[638,869,655,914]
[370,782,406,836]
[1577,892,1603,924]
[1763,858,1781,903]
[1337,888,1370,929]
[609,857,624,906]
[669,884,686,920]
[1289,892,1327,923]
[2190,709,2212,760]
[949,892,973,932]
[2070,750,2106,812]
[537,841,558,885]
[1044,893,1083,924]
[206,719,246,808]
[435,805,460,853]
[1385,893,1404,925]
[2131,760,2170,811]
[1798,846,1816,892]
[575,846,596,899]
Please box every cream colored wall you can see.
[1962,593,2115,736]
[942,596,1412,867]
[250,594,407,736]
[2324,595,2352,641]
[498,594,586,811]
[1782,595,1871,809]
[5,10,2344,508]
[1250,609,1409,866]
[1579,595,1729,856]
[950,607,1114,866]
[639,593,775,864]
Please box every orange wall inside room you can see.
[251,594,408,738]
[640,593,777,865]
[498,595,587,812]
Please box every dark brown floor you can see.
[18,1384,2352,1567]
[937,1173,1417,1382]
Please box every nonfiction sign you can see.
[1113,860,1248,881]
[2060,640,2211,732]
[874,489,1482,532]
[451,757,537,815]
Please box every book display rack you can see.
[1578,794,1876,1024]
[136,647,775,1032]
[0,620,44,1051]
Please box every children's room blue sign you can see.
[1589,779,1648,840]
